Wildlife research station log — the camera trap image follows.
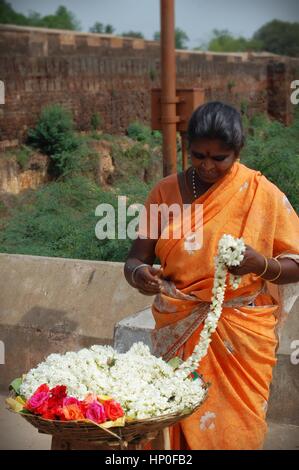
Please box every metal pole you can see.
[181,132,188,170]
[160,0,177,176]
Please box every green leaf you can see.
[167,357,183,370]
[19,409,32,415]
[9,377,22,395]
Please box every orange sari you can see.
[139,161,299,450]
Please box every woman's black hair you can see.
[187,101,245,154]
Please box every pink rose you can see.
[63,396,81,407]
[85,401,106,424]
[27,391,49,412]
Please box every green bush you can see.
[27,105,97,177]
[127,122,162,147]
[90,112,103,131]
[241,110,299,212]
[28,104,75,156]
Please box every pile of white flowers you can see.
[20,235,245,420]
[20,342,206,419]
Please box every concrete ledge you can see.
[267,354,299,426]
[0,254,151,389]
[114,306,154,353]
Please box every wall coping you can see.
[1,23,293,61]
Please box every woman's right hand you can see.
[134,266,163,296]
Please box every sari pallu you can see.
[147,161,299,450]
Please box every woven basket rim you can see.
[13,394,205,426]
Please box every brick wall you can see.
[0,25,298,146]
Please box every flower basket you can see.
[14,397,207,447]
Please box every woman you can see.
[124,101,299,450]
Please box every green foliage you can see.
[9,377,22,395]
[89,22,115,34]
[127,122,162,147]
[1,108,298,262]
[227,80,236,92]
[90,112,103,131]
[15,145,32,169]
[149,67,157,82]
[196,21,299,57]
[111,142,151,182]
[253,20,299,57]
[241,110,299,212]
[0,176,150,261]
[0,0,29,25]
[0,2,81,30]
[153,27,189,49]
[35,6,80,31]
[121,31,144,39]
[27,105,75,156]
[202,29,262,53]
[27,104,97,177]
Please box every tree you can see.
[200,29,262,53]
[253,20,299,57]
[0,2,81,30]
[89,22,115,34]
[122,31,144,39]
[89,22,104,33]
[37,6,81,30]
[0,0,31,25]
[105,24,115,34]
[153,27,189,49]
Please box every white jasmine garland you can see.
[175,234,245,379]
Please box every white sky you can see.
[9,0,299,48]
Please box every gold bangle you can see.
[256,255,268,278]
[262,257,282,282]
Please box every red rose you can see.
[103,400,124,421]
[35,384,50,394]
[46,385,68,410]
[50,385,67,400]
[41,408,57,420]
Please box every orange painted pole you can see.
[181,132,188,170]
[160,0,177,176]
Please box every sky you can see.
[9,0,299,48]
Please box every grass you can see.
[0,110,298,261]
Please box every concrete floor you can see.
[1,395,298,450]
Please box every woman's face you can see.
[190,138,238,184]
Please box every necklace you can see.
[192,167,204,200]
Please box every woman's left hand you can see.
[227,244,265,276]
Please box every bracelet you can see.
[256,255,268,278]
[261,257,282,282]
[131,263,150,286]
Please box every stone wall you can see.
[0,25,298,147]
